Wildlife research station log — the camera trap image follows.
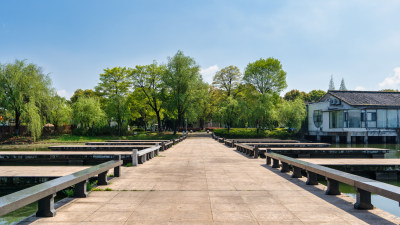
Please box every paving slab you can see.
[23,136,400,225]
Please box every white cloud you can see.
[200,65,219,84]
[57,89,73,100]
[379,67,400,88]
[355,86,366,91]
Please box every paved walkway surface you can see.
[0,166,89,177]
[22,136,400,224]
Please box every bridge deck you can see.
[24,136,400,224]
[0,166,89,177]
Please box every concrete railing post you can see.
[114,155,121,177]
[281,162,290,173]
[98,171,108,185]
[74,180,88,198]
[132,149,138,166]
[291,166,302,178]
[254,146,259,158]
[306,171,318,185]
[354,188,374,210]
[272,159,280,168]
[36,193,56,217]
[325,178,340,195]
[266,156,271,165]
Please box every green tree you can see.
[163,50,201,134]
[49,95,72,131]
[70,89,98,103]
[279,98,307,132]
[126,89,157,131]
[213,65,241,97]
[329,75,335,90]
[130,62,166,132]
[243,57,287,94]
[95,67,131,135]
[284,89,310,102]
[339,78,347,91]
[0,60,53,136]
[380,89,399,92]
[25,100,42,141]
[72,97,106,133]
[308,90,326,102]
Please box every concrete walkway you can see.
[23,136,400,224]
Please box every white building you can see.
[307,91,400,143]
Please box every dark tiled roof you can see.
[327,91,400,106]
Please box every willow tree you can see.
[163,50,201,134]
[130,62,165,132]
[0,60,53,136]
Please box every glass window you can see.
[377,109,387,128]
[367,110,377,128]
[348,110,361,128]
[388,110,398,128]
[313,110,322,128]
[329,111,344,128]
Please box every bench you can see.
[235,143,260,158]
[0,155,122,217]
[265,150,400,210]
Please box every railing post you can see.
[114,155,121,177]
[74,180,88,198]
[161,143,165,152]
[132,149,138,166]
[281,162,290,173]
[272,159,280,168]
[325,178,340,195]
[306,171,318,185]
[36,193,56,217]
[98,171,108,185]
[291,166,302,178]
[254,146,259,158]
[266,156,271,165]
[354,188,374,210]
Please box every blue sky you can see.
[1,0,400,99]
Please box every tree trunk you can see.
[14,110,20,136]
[156,110,162,132]
[173,119,177,135]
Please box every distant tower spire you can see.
[328,75,335,91]
[339,78,347,91]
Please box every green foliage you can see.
[243,57,287,94]
[25,100,42,142]
[72,97,106,134]
[0,60,53,136]
[49,95,72,128]
[86,180,97,191]
[308,89,326,102]
[213,128,295,139]
[62,188,75,197]
[163,50,202,132]
[278,98,307,132]
[70,89,98,103]
[284,89,310,102]
[96,67,131,136]
[130,62,166,131]
[213,65,241,97]
[125,163,133,167]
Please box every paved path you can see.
[0,166,89,177]
[23,136,400,224]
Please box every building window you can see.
[329,111,343,128]
[313,110,322,128]
[367,110,377,128]
[377,109,387,128]
[348,110,361,128]
[388,110,398,128]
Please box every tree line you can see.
[0,50,327,141]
